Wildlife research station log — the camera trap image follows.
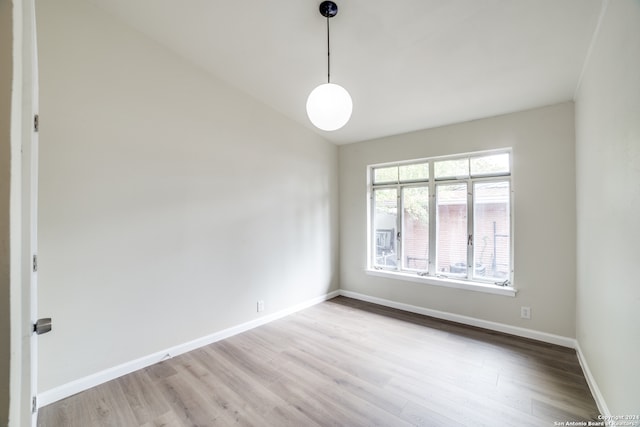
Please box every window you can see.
[368,150,512,290]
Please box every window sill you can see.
[365,269,517,297]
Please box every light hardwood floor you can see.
[38,296,600,426]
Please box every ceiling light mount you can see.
[306,1,352,132]
[319,1,338,19]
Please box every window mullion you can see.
[370,187,376,269]
[428,161,436,275]
[510,179,514,283]
[467,179,474,279]
[396,184,402,271]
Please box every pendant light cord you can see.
[327,15,331,83]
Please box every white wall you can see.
[574,0,640,415]
[339,103,577,338]
[36,0,338,393]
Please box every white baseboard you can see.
[338,290,576,348]
[575,341,611,420]
[38,290,340,408]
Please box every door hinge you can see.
[34,114,39,132]
[32,396,37,413]
[33,254,38,272]
[34,318,52,335]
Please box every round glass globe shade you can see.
[306,83,353,131]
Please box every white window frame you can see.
[367,149,516,297]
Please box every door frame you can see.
[9,0,39,426]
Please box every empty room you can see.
[3,0,639,426]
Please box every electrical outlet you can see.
[257,300,265,313]
[520,306,531,319]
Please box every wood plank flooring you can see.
[38,296,600,426]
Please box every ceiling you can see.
[84,0,603,144]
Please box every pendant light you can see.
[306,1,353,131]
